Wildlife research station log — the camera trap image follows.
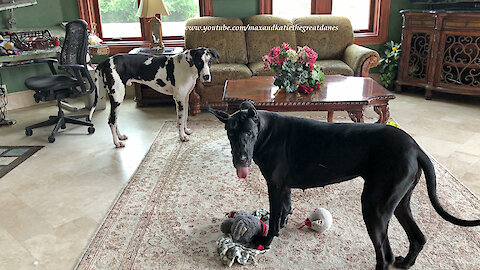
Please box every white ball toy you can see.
[300,208,332,233]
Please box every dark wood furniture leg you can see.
[189,85,201,116]
[348,110,365,123]
[374,105,390,123]
[361,55,380,77]
[327,111,334,122]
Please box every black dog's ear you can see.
[207,48,220,63]
[247,107,257,119]
[239,101,256,111]
[239,101,258,120]
[208,107,230,123]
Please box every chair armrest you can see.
[34,58,58,75]
[342,44,380,77]
[58,64,96,94]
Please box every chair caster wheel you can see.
[25,129,33,136]
[88,126,95,134]
[61,125,66,129]
[48,136,55,143]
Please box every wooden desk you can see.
[0,47,59,66]
[223,75,396,123]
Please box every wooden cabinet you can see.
[396,10,480,98]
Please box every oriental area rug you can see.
[76,120,480,270]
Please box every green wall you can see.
[0,0,79,93]
[212,0,258,18]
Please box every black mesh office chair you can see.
[24,20,96,143]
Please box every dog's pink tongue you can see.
[236,167,249,179]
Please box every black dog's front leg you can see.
[280,188,292,228]
[258,184,290,248]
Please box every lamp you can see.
[137,0,170,49]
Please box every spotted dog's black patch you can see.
[156,79,166,87]
[98,60,115,94]
[176,101,183,112]
[185,52,195,67]
[190,48,206,77]
[108,96,121,125]
[112,54,168,85]
[207,48,220,63]
[166,58,175,86]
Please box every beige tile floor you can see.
[0,89,479,270]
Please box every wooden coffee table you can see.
[223,75,395,123]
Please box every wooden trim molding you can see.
[311,0,332,15]
[360,55,380,77]
[355,0,390,45]
[199,0,213,16]
[259,0,272,14]
[77,0,96,33]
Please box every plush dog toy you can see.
[221,210,268,244]
[299,208,332,233]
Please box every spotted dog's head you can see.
[185,47,220,83]
[209,101,259,179]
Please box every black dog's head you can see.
[185,47,220,83]
[209,102,259,179]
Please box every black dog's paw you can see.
[252,236,271,249]
[280,216,289,228]
[393,256,413,269]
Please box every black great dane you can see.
[210,101,480,270]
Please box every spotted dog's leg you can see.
[107,81,126,148]
[183,91,192,135]
[116,126,128,141]
[174,96,189,142]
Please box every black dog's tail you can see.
[418,150,480,226]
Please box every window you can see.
[162,0,200,37]
[272,0,310,19]
[262,0,390,45]
[331,0,373,32]
[78,0,212,52]
[98,0,142,39]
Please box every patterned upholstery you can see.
[293,15,354,60]
[244,15,296,63]
[185,17,248,64]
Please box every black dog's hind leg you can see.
[280,188,292,228]
[361,181,400,270]
[394,169,426,269]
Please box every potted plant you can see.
[379,41,401,89]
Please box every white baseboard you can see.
[6,90,38,110]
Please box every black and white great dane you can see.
[210,102,480,270]
[89,47,219,147]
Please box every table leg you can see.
[374,105,390,123]
[348,110,364,123]
[327,111,334,122]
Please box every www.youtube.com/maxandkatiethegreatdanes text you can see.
[186,24,339,33]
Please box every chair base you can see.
[25,100,95,143]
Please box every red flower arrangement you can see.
[263,43,324,93]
